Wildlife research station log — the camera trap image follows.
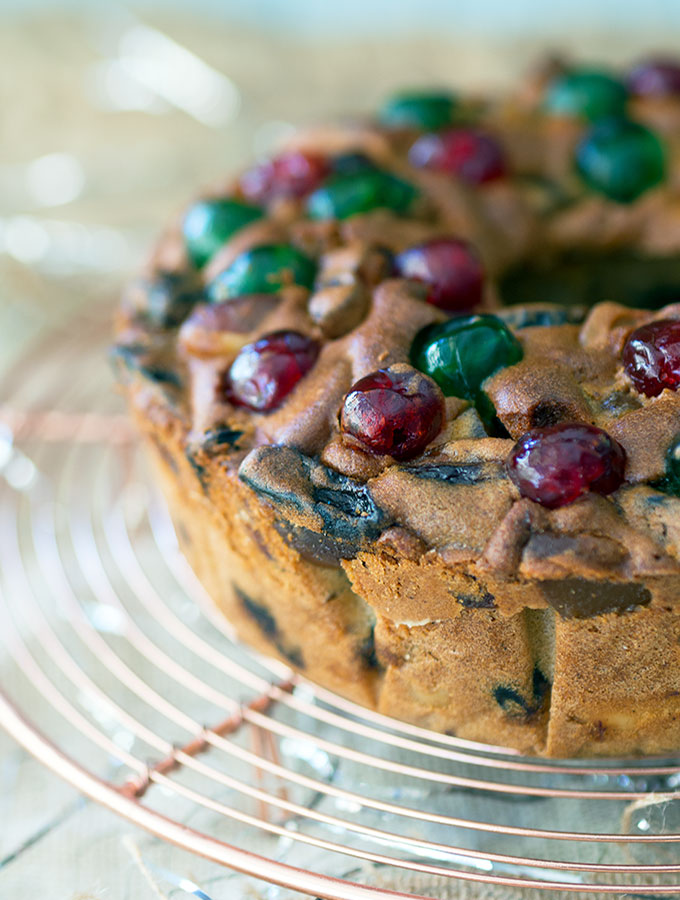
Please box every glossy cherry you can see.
[182,198,262,268]
[507,423,626,509]
[208,244,317,302]
[411,314,523,404]
[239,151,330,204]
[627,59,680,97]
[307,169,418,220]
[623,318,680,397]
[575,117,665,203]
[340,366,444,460]
[543,69,628,121]
[409,128,507,184]
[396,239,484,312]
[224,330,319,412]
[378,90,457,131]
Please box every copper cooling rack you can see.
[1,305,680,898]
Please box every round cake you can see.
[114,58,680,758]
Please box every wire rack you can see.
[1,305,680,899]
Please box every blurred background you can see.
[2,2,680,896]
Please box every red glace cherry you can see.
[340,365,444,460]
[627,59,680,98]
[224,330,319,411]
[239,151,330,204]
[507,423,626,509]
[395,238,485,311]
[409,128,507,184]
[623,319,680,397]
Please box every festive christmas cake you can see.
[115,58,680,757]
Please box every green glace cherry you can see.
[543,69,628,121]
[410,314,523,414]
[307,170,419,220]
[183,198,263,268]
[378,89,458,131]
[207,244,317,302]
[575,118,665,203]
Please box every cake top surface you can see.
[115,57,680,613]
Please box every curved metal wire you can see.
[1,312,680,898]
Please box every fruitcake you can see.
[114,58,680,757]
